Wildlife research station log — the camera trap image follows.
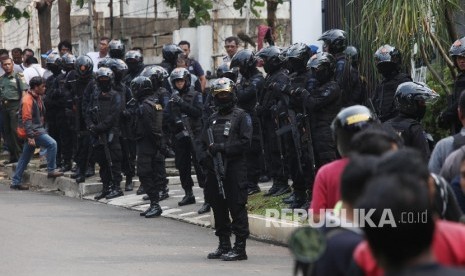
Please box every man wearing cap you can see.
[0,57,28,164]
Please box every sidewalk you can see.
[0,157,299,244]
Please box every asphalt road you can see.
[0,184,292,276]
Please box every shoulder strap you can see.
[14,73,23,99]
[452,133,465,151]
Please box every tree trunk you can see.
[266,0,278,40]
[36,0,54,57]
[445,7,458,42]
[58,0,72,42]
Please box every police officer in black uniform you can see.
[44,53,65,168]
[439,37,465,134]
[121,50,145,191]
[55,53,76,171]
[130,76,165,218]
[199,77,252,261]
[372,44,412,122]
[230,49,265,195]
[108,39,125,59]
[319,29,362,107]
[68,55,95,183]
[275,43,314,209]
[384,82,439,160]
[124,50,145,80]
[104,58,135,192]
[166,67,206,207]
[140,65,172,201]
[85,67,123,200]
[255,46,291,197]
[289,52,341,168]
[159,44,183,75]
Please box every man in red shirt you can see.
[310,105,375,223]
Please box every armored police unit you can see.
[8,25,449,263]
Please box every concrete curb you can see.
[2,164,298,245]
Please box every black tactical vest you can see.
[210,108,246,151]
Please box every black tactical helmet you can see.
[108,39,125,59]
[140,65,169,90]
[211,77,237,112]
[318,29,347,55]
[230,49,257,77]
[169,67,191,92]
[394,81,439,120]
[449,37,465,58]
[104,58,128,83]
[162,44,183,64]
[256,46,283,73]
[75,55,94,77]
[286,43,311,73]
[211,77,236,97]
[374,44,402,76]
[450,37,465,71]
[344,45,359,67]
[61,53,76,72]
[216,62,239,82]
[307,52,336,83]
[95,67,114,92]
[45,51,62,71]
[97,57,110,69]
[130,76,153,100]
[331,105,375,156]
[125,50,143,73]
[125,50,143,63]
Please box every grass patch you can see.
[247,191,289,217]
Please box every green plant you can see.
[423,63,454,141]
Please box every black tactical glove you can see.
[208,143,225,155]
[170,93,183,105]
[88,124,97,135]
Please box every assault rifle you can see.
[207,128,226,199]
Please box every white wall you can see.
[173,26,213,73]
[291,0,322,47]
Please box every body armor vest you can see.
[210,108,246,154]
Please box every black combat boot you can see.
[197,203,211,214]
[159,186,169,201]
[288,191,306,209]
[136,185,145,195]
[85,166,95,177]
[207,236,231,259]
[106,182,124,199]
[75,174,86,184]
[125,176,133,191]
[247,184,261,196]
[178,189,195,206]
[94,182,111,200]
[272,184,291,197]
[282,192,295,204]
[258,175,270,183]
[70,168,80,179]
[144,202,163,218]
[264,179,290,197]
[62,161,73,172]
[222,238,247,261]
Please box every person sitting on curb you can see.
[10,76,63,190]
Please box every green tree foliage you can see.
[164,0,212,27]
[345,0,461,95]
[343,0,463,139]
[0,1,30,21]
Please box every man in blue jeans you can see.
[10,76,63,190]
